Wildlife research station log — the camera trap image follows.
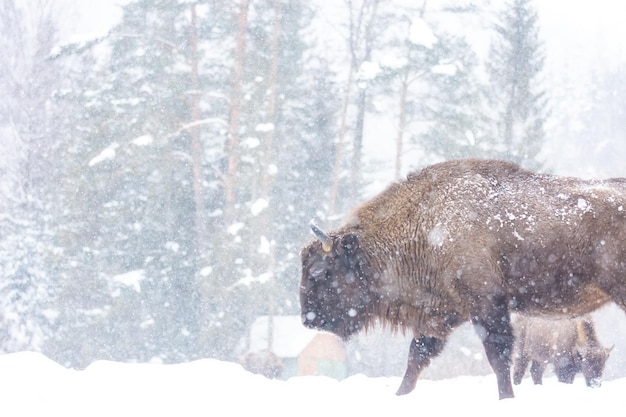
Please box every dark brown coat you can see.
[300,159,626,399]
[512,315,612,387]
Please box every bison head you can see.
[300,221,373,340]
[581,345,613,388]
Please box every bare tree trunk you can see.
[351,85,366,190]
[328,67,353,219]
[395,1,427,179]
[350,0,378,196]
[504,99,514,150]
[189,4,207,257]
[224,0,249,223]
[330,0,379,218]
[261,0,279,200]
[261,0,281,352]
[395,65,409,180]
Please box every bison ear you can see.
[340,233,360,254]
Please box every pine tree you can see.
[206,0,339,359]
[549,65,626,177]
[486,0,548,169]
[402,21,488,165]
[363,3,489,176]
[0,0,65,354]
[45,0,338,364]
[49,0,233,365]
[328,0,383,216]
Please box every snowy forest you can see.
[2,0,626,379]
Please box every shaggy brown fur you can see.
[300,159,626,399]
[512,315,612,387]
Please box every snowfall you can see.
[1,350,623,417]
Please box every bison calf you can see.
[512,315,612,387]
[300,159,626,399]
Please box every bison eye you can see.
[308,260,329,280]
[310,266,326,279]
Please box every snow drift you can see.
[0,351,623,416]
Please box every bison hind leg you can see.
[530,360,546,385]
[513,353,530,385]
[472,297,515,399]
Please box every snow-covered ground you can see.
[1,351,622,416]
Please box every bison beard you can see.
[299,159,626,400]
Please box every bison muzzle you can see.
[299,159,626,399]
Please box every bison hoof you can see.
[587,378,602,388]
[395,382,414,396]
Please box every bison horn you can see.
[309,219,333,252]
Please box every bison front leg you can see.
[512,352,530,385]
[396,335,446,395]
[472,298,515,400]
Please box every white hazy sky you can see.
[61,0,626,66]
[538,0,626,73]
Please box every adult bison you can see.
[299,159,626,399]
[512,314,612,387]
